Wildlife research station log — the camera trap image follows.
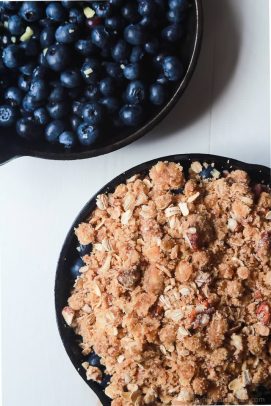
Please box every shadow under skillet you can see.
[140,0,241,143]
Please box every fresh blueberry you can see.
[2,44,25,68]
[18,74,31,91]
[59,130,76,148]
[91,26,109,48]
[22,93,40,112]
[34,107,49,125]
[156,74,169,85]
[70,257,84,278]
[84,84,100,101]
[0,104,16,126]
[119,104,143,126]
[8,15,25,36]
[19,1,43,22]
[121,2,140,23]
[77,243,92,257]
[4,87,23,106]
[92,2,111,18]
[109,0,123,5]
[77,123,100,146]
[199,166,213,179]
[162,24,183,42]
[60,69,81,88]
[100,374,111,389]
[149,83,166,106]
[47,101,68,119]
[68,7,84,24]
[45,119,65,143]
[130,46,144,63]
[2,1,20,11]
[46,44,70,71]
[111,39,130,62]
[105,16,125,31]
[138,0,156,16]
[99,77,116,97]
[49,85,67,102]
[169,0,188,11]
[55,23,79,44]
[124,24,147,45]
[20,38,40,57]
[167,8,185,23]
[81,58,99,84]
[126,80,145,104]
[29,79,49,101]
[70,115,82,131]
[144,38,159,54]
[32,65,47,79]
[16,116,42,140]
[100,97,120,114]
[105,62,124,81]
[19,62,35,76]
[140,15,158,28]
[82,102,104,125]
[162,56,184,81]
[46,2,66,22]
[61,1,76,9]
[153,53,166,69]
[87,353,102,368]
[123,63,140,80]
[75,39,96,56]
[40,26,55,48]
[72,100,84,116]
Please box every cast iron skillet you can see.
[0,0,202,165]
[55,153,271,406]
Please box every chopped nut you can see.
[62,306,75,326]
[179,201,189,216]
[191,161,203,173]
[96,194,108,210]
[265,211,271,220]
[118,268,141,288]
[187,192,200,203]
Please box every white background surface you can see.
[1,1,270,405]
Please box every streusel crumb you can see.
[63,161,271,405]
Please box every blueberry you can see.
[144,38,159,54]
[20,38,40,57]
[32,65,47,79]
[19,1,43,22]
[199,166,213,179]
[126,80,145,104]
[0,104,16,127]
[2,44,25,68]
[156,74,169,85]
[2,1,20,11]
[77,123,100,146]
[109,0,123,5]
[34,107,49,125]
[46,44,70,71]
[22,93,40,112]
[75,39,96,56]
[68,7,84,24]
[119,104,143,126]
[8,15,25,36]
[105,16,125,31]
[60,69,81,88]
[124,24,147,45]
[162,56,184,81]
[46,2,66,22]
[123,63,140,80]
[130,46,144,63]
[19,62,35,76]
[16,117,42,140]
[68,87,81,99]
[47,101,68,119]
[138,0,156,16]
[91,26,109,48]
[81,58,99,84]
[153,53,166,69]
[162,24,183,42]
[84,84,100,101]
[70,115,82,131]
[167,8,185,23]
[105,62,124,81]
[100,374,111,389]
[92,2,111,18]
[72,100,84,116]
[18,74,31,91]
[169,0,188,10]
[100,97,120,114]
[87,353,101,368]
[59,130,76,148]
[121,2,140,23]
[29,79,48,101]
[55,23,79,44]
[61,1,76,9]
[70,257,84,278]
[77,243,92,257]
[111,39,130,63]
[40,26,55,48]
[149,83,166,106]
[45,119,65,143]
[171,187,184,195]
[4,87,23,106]
[140,15,158,28]
[99,78,116,97]
[82,102,104,125]
[49,85,67,102]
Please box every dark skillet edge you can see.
[55,153,270,406]
[2,0,203,164]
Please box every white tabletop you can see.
[1,1,270,405]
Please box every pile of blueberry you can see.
[0,0,190,148]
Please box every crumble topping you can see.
[63,161,271,405]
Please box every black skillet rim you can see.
[55,153,271,406]
[2,0,203,164]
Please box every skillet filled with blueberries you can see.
[0,0,202,163]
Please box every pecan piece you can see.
[117,268,141,289]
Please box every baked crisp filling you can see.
[62,161,271,405]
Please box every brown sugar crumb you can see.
[63,161,271,405]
